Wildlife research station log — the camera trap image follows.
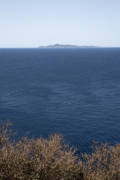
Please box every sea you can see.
[0,48,120,152]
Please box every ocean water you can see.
[0,48,120,152]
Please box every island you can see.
[39,44,98,48]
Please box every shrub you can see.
[0,122,120,180]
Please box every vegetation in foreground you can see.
[0,122,120,180]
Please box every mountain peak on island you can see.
[39,44,98,48]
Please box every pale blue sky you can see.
[0,0,120,48]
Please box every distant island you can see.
[39,44,98,48]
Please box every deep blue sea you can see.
[0,48,120,152]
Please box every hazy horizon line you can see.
[0,46,120,49]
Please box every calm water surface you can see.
[0,48,120,152]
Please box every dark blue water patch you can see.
[0,48,120,152]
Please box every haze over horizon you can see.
[0,0,120,48]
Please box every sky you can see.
[0,0,120,48]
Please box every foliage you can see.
[0,122,120,180]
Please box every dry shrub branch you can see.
[0,122,120,180]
